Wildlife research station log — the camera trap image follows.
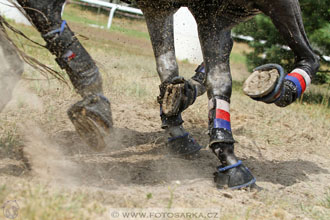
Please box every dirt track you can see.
[0,17,329,219]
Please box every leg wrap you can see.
[192,63,207,85]
[18,0,102,97]
[208,97,235,145]
[275,68,311,107]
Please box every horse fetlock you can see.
[210,143,236,164]
[67,94,113,151]
[158,76,197,117]
[275,80,298,107]
[160,113,184,129]
[275,68,311,107]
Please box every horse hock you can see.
[17,0,113,150]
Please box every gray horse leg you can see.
[141,6,202,156]
[0,23,24,112]
[17,0,112,150]
[247,0,320,106]
[190,6,256,189]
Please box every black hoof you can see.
[168,133,202,157]
[67,94,113,151]
[214,160,256,190]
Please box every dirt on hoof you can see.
[243,69,279,98]
[162,83,185,116]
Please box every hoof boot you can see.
[68,94,112,151]
[214,160,257,190]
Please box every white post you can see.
[107,6,117,29]
[61,1,67,17]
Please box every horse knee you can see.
[156,52,178,82]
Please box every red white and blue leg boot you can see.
[275,68,311,107]
[209,97,256,189]
[243,64,312,107]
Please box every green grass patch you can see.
[230,52,247,64]
[111,24,149,39]
[62,4,149,39]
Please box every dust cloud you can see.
[0,29,23,112]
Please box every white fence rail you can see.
[65,0,143,29]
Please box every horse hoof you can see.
[168,133,202,157]
[161,82,185,116]
[243,68,279,98]
[159,76,196,117]
[243,64,286,103]
[214,160,257,190]
[67,94,113,151]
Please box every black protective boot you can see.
[18,0,113,150]
[211,143,256,190]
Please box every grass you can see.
[62,4,149,39]
[0,182,106,220]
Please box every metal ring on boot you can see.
[215,160,256,190]
[250,64,286,103]
[168,132,202,156]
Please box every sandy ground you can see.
[0,15,329,219]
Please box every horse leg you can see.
[245,0,320,106]
[140,6,202,156]
[190,6,256,189]
[0,23,24,112]
[17,0,112,150]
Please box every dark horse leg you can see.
[189,4,256,189]
[138,3,202,156]
[17,0,113,150]
[245,0,320,106]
